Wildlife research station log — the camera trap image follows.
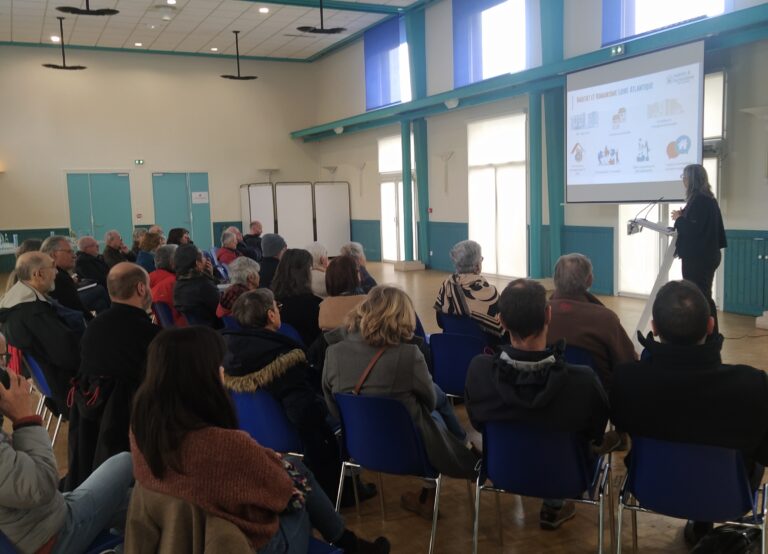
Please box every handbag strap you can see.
[353,347,387,395]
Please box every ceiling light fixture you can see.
[259,7,269,14]
[220,31,257,81]
[51,35,61,42]
[134,42,143,47]
[43,17,86,70]
[297,0,345,34]
[210,47,218,52]
[57,0,118,16]
[166,0,176,4]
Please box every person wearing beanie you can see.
[259,233,287,290]
[172,245,221,328]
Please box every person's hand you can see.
[0,373,35,424]
[120,244,129,254]
[204,259,214,275]
[671,209,682,221]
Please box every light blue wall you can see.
[350,220,382,262]
[561,225,614,295]
[427,221,468,272]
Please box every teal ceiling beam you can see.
[239,0,404,14]
[305,14,397,62]
[292,2,768,140]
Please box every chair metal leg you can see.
[598,489,605,554]
[607,466,616,553]
[472,475,482,554]
[428,475,442,554]
[35,396,45,416]
[335,462,348,512]
[44,411,53,431]
[51,415,63,446]
[377,472,386,520]
[616,499,624,554]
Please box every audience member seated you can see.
[318,255,366,331]
[103,229,135,267]
[67,263,160,489]
[259,233,287,290]
[271,249,322,346]
[173,244,221,328]
[611,280,768,546]
[42,235,96,320]
[150,245,185,326]
[434,240,504,338]
[547,253,636,390]
[226,225,260,261]
[148,224,163,236]
[340,242,377,293]
[323,286,478,518]
[244,220,263,261]
[167,227,191,246]
[0,252,80,415]
[222,289,369,504]
[0,349,134,554]
[135,232,164,273]
[465,279,610,530]
[306,242,329,298]
[130,227,147,259]
[75,236,109,288]
[216,256,260,318]
[217,231,242,266]
[4,238,43,294]
[130,326,390,554]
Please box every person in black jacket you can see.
[271,248,322,346]
[672,164,726,334]
[103,230,136,267]
[465,279,610,531]
[75,236,110,288]
[66,262,161,489]
[258,233,287,290]
[243,220,263,261]
[612,280,768,545]
[172,244,221,328]
[221,289,375,506]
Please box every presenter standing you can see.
[671,164,727,333]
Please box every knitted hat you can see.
[261,233,287,258]
[174,244,200,275]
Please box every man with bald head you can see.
[244,220,264,261]
[68,262,160,488]
[0,252,79,415]
[75,236,110,288]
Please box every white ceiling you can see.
[0,0,420,60]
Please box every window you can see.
[378,136,417,262]
[603,0,727,45]
[364,17,411,111]
[453,0,527,88]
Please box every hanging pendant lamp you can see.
[57,0,118,16]
[221,31,257,80]
[43,17,86,70]
[297,0,346,34]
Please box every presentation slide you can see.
[566,42,704,203]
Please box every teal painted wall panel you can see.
[540,224,552,277]
[189,173,213,251]
[561,225,614,295]
[427,221,468,272]
[350,220,381,262]
[89,173,133,244]
[153,173,190,234]
[66,173,91,239]
[723,230,768,316]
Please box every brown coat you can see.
[317,295,366,330]
[125,484,254,554]
[546,292,637,390]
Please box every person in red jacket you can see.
[216,231,241,266]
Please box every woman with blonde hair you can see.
[322,285,477,519]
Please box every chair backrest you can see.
[221,315,242,331]
[152,302,175,329]
[563,345,596,368]
[0,530,18,553]
[482,420,594,499]
[435,312,487,342]
[231,389,303,454]
[277,323,304,346]
[414,315,427,341]
[627,436,756,522]
[23,353,53,398]
[429,333,487,397]
[334,393,437,478]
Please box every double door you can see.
[380,176,417,263]
[67,172,133,243]
[152,172,212,250]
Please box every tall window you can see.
[364,17,411,111]
[378,136,417,262]
[467,113,528,277]
[603,0,726,45]
[453,0,527,88]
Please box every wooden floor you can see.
[4,264,768,553]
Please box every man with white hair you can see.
[306,242,328,298]
[216,230,242,265]
[225,225,260,261]
[340,241,377,293]
[103,230,133,268]
[75,236,109,288]
[547,253,636,390]
[0,252,80,415]
[216,256,260,318]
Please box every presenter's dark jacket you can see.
[75,252,110,288]
[674,193,726,264]
[611,332,768,468]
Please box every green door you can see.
[66,173,92,239]
[67,172,133,243]
[152,172,212,250]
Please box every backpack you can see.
[691,524,761,554]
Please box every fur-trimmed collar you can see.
[222,348,306,392]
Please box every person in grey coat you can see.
[323,285,478,520]
[0,331,134,554]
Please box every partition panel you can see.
[314,182,351,255]
[275,182,314,248]
[244,183,275,235]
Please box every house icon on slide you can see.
[571,143,585,162]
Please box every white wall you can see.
[312,41,366,124]
[426,0,453,96]
[0,46,319,229]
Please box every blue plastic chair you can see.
[414,314,428,343]
[435,312,487,342]
[231,389,304,455]
[564,345,596,368]
[617,436,767,554]
[23,353,64,446]
[333,393,443,554]
[0,529,122,554]
[430,333,487,398]
[222,315,242,330]
[278,323,304,346]
[152,302,175,328]
[473,421,613,553]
